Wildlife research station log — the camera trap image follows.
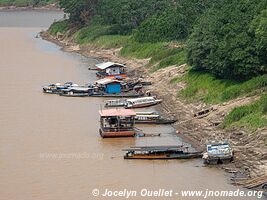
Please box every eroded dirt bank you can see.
[40,30,267,188]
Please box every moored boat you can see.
[125,96,162,109]
[104,99,127,107]
[59,86,91,97]
[123,146,203,159]
[202,142,234,165]
[104,97,162,108]
[42,82,76,94]
[60,90,143,98]
[46,78,144,97]
[134,112,177,124]
[99,109,137,138]
[95,62,127,78]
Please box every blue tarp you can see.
[105,83,121,94]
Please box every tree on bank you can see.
[187,0,267,79]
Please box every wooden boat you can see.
[125,97,162,109]
[123,146,203,160]
[134,112,177,124]
[60,90,143,98]
[104,97,162,108]
[42,82,76,94]
[99,109,137,138]
[59,92,144,97]
[202,142,234,165]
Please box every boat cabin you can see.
[95,62,126,78]
[99,109,136,138]
[95,78,122,94]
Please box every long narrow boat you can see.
[123,146,202,160]
[125,97,162,108]
[104,97,162,108]
[59,89,143,98]
[134,112,177,124]
[104,99,127,107]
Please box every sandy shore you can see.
[40,30,267,189]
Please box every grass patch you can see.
[90,35,130,49]
[120,39,166,59]
[148,48,182,65]
[120,39,186,71]
[0,0,14,5]
[48,20,69,36]
[12,0,31,6]
[174,71,267,104]
[170,76,183,84]
[223,94,267,130]
[177,71,236,104]
[221,75,267,101]
[151,49,186,72]
[73,24,111,44]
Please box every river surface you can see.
[0,11,260,200]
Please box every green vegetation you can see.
[223,94,267,130]
[90,35,130,49]
[97,0,171,35]
[173,71,237,104]
[134,0,213,42]
[221,75,267,101]
[187,0,267,80]
[152,49,186,72]
[120,40,186,71]
[171,72,267,104]
[48,20,69,35]
[0,0,57,6]
[120,40,166,59]
[73,25,112,44]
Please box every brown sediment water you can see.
[0,11,260,200]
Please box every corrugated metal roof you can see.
[99,109,136,117]
[95,78,120,85]
[95,62,126,70]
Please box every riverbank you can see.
[40,30,267,188]
[0,3,59,11]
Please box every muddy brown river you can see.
[0,11,261,200]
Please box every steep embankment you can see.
[41,23,267,184]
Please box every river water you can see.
[0,11,260,200]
